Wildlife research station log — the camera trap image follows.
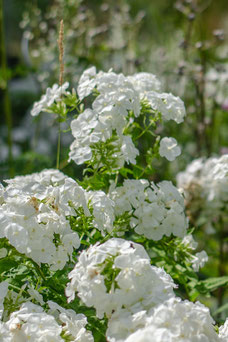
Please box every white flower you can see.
[159,137,181,161]
[106,307,148,342]
[4,223,29,253]
[121,136,139,165]
[109,180,188,240]
[4,302,63,341]
[31,82,69,116]
[48,301,94,342]
[77,66,97,100]
[134,202,166,240]
[69,144,93,165]
[71,68,186,169]
[182,234,198,250]
[219,318,228,341]
[127,72,161,96]
[0,170,90,269]
[66,238,176,319]
[159,210,187,238]
[125,297,220,342]
[86,190,115,234]
[192,250,208,271]
[146,91,186,123]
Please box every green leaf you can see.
[119,167,133,178]
[196,276,228,294]
[213,302,228,315]
[0,257,18,274]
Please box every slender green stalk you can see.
[217,215,225,315]
[0,0,14,177]
[56,19,64,169]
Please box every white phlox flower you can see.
[0,170,90,270]
[48,301,94,342]
[31,82,69,116]
[191,250,208,272]
[121,135,139,165]
[66,238,176,319]
[86,190,115,235]
[124,297,220,342]
[109,180,188,240]
[70,67,186,168]
[146,91,186,124]
[106,307,148,342]
[77,66,97,100]
[0,169,120,269]
[127,72,161,96]
[1,302,63,341]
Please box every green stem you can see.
[217,215,225,314]
[30,259,66,304]
[0,0,14,177]
[133,119,155,141]
[30,259,47,282]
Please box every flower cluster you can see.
[124,297,221,342]
[0,168,125,269]
[0,301,93,342]
[68,67,186,167]
[31,82,69,116]
[0,169,114,270]
[109,179,188,240]
[65,238,224,342]
[177,154,228,231]
[0,169,84,269]
[86,190,115,235]
[66,238,176,319]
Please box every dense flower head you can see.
[109,179,188,240]
[0,169,114,270]
[66,238,176,319]
[106,307,148,342]
[124,297,220,342]
[69,67,185,167]
[145,91,186,124]
[1,302,63,341]
[177,154,228,230]
[85,190,115,235]
[127,72,161,95]
[0,301,94,342]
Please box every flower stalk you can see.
[56,19,64,169]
